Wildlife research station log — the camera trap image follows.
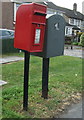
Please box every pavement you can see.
[59,101,82,118]
[0,56,24,64]
[64,45,83,58]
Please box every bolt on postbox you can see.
[14,3,47,52]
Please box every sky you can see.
[50,0,83,13]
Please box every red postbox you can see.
[14,3,47,52]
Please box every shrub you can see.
[80,33,84,47]
[0,38,19,54]
[65,40,72,45]
[65,36,72,41]
[78,42,82,46]
[65,36,72,44]
[77,32,83,42]
[77,32,83,37]
[72,42,78,45]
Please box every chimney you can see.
[73,3,77,14]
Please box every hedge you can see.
[1,38,19,54]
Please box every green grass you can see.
[1,52,24,58]
[2,55,82,118]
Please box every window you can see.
[2,30,11,36]
[70,18,74,25]
[75,19,78,25]
[75,19,81,27]
[65,27,72,36]
[14,2,30,21]
[10,31,14,36]
[66,27,68,35]
[68,28,71,34]
[78,20,81,27]
[14,3,21,21]
[70,19,81,27]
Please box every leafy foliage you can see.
[80,33,84,47]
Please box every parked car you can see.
[0,28,14,40]
[0,28,19,54]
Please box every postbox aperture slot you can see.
[34,11,46,16]
[37,24,40,27]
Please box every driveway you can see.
[64,45,83,58]
[64,49,83,58]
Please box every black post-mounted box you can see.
[31,14,65,58]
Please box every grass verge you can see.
[2,55,82,118]
[2,52,24,58]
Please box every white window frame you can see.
[14,2,29,22]
[77,20,81,27]
[70,18,74,25]
[14,2,20,22]
[74,19,77,26]
[14,2,16,22]
[65,26,72,36]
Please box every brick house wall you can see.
[0,2,2,28]
[2,2,14,30]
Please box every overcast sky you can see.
[50,0,83,13]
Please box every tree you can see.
[80,33,84,47]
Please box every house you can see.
[1,1,84,36]
[1,0,48,29]
[82,1,84,31]
[37,2,84,36]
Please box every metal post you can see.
[23,51,30,111]
[42,58,50,99]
